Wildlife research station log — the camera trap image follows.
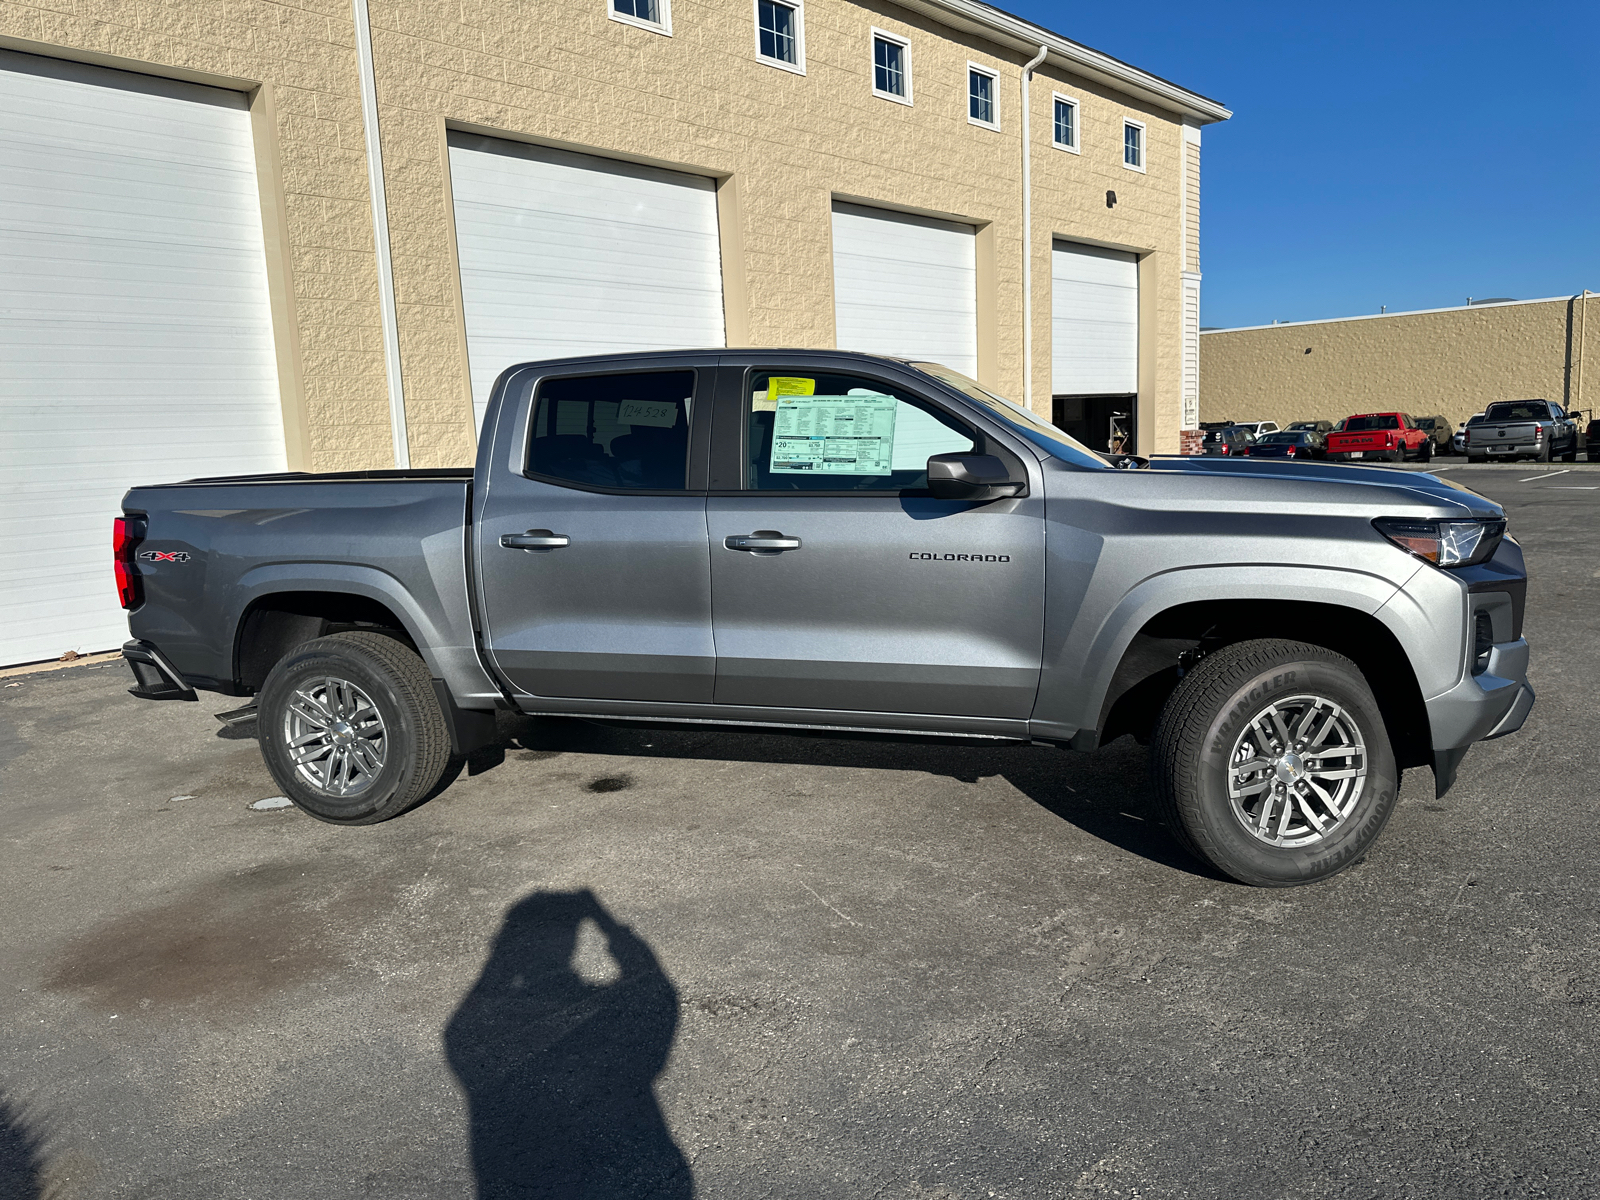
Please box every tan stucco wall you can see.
[2,0,1205,465]
[1200,296,1599,431]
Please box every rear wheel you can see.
[1419,439,1433,463]
[1535,440,1552,463]
[257,631,452,824]
[1151,639,1399,887]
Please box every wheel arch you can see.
[232,585,422,694]
[1093,598,1432,770]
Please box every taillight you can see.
[113,516,144,610]
[1221,444,1231,455]
[1287,446,1298,456]
[1534,426,1544,441]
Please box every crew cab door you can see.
[703,357,1045,720]
[475,361,715,702]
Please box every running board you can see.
[214,703,259,726]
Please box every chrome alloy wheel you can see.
[1227,694,1367,848]
[281,676,387,797]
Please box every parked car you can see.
[1248,430,1326,460]
[1587,415,1600,462]
[1411,416,1452,455]
[1326,412,1433,463]
[1201,425,1254,456]
[1286,420,1335,434]
[1465,399,1578,463]
[1452,413,1486,455]
[116,349,1533,888]
[1233,420,1280,439]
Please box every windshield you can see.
[910,362,1108,468]
[1485,401,1553,422]
[1414,418,1436,430]
[1341,414,1399,431]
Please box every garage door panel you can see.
[0,49,284,666]
[831,202,978,378]
[1051,242,1138,397]
[449,133,725,425]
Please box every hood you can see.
[1142,455,1503,517]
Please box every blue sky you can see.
[1006,0,1600,329]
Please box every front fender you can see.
[1031,563,1416,741]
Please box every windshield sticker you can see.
[618,399,679,428]
[770,393,897,475]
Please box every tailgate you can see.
[1327,431,1392,451]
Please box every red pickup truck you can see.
[1326,412,1433,463]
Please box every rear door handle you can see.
[724,531,801,553]
[501,530,570,550]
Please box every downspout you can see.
[352,0,411,468]
[1020,44,1048,413]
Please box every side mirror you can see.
[925,453,1025,501]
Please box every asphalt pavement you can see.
[1,468,1596,1199]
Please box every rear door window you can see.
[527,370,695,491]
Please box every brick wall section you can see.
[1199,297,1599,431]
[3,0,1208,465]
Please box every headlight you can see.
[1373,517,1506,567]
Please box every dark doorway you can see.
[1053,395,1137,454]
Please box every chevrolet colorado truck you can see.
[1464,399,1579,463]
[117,350,1533,887]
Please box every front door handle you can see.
[724,531,801,554]
[501,530,570,550]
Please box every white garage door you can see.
[0,51,285,667]
[831,202,978,378]
[447,133,726,427]
[1051,241,1139,395]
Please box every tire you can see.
[1151,639,1400,887]
[1561,446,1577,463]
[256,631,452,825]
[1536,441,1552,463]
[1419,440,1433,463]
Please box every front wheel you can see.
[257,631,453,824]
[1419,440,1433,463]
[1151,639,1400,887]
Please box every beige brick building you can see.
[0,0,1226,663]
[1200,294,1598,432]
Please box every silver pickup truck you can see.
[1464,399,1579,463]
[118,350,1533,887]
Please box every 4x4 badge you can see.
[138,550,190,563]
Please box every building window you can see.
[968,64,998,129]
[611,0,670,35]
[756,0,803,71]
[1123,120,1146,171]
[872,29,911,103]
[1052,94,1079,152]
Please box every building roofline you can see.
[899,0,1231,123]
[1201,294,1586,336]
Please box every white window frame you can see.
[967,61,1000,131]
[1122,118,1146,172]
[609,0,672,36]
[1051,91,1080,153]
[870,27,912,105]
[753,0,805,75]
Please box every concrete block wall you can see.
[1200,296,1599,431]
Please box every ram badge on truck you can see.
[117,351,1533,887]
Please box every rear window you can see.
[1484,401,1552,422]
[1259,431,1309,444]
[1341,415,1399,432]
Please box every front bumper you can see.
[1426,638,1533,796]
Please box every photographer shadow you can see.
[444,889,692,1200]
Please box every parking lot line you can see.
[1542,485,1600,490]
[1519,469,1569,482]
